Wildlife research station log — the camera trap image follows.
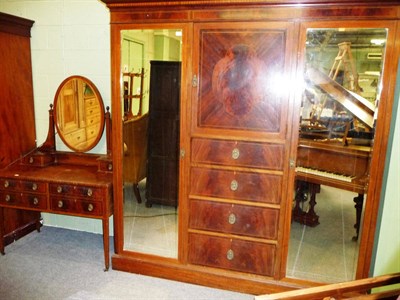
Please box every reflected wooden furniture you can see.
[123,114,148,203]
[294,64,374,239]
[103,0,400,295]
[145,61,180,208]
[255,272,400,300]
[294,139,371,240]
[123,68,145,119]
[0,12,41,249]
[0,87,113,271]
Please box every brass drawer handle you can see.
[228,213,236,225]
[57,186,63,193]
[226,249,234,261]
[33,197,39,205]
[58,200,64,208]
[232,148,240,160]
[230,180,238,191]
[5,194,11,202]
[4,180,9,188]
[32,183,38,191]
[87,188,93,197]
[87,203,94,212]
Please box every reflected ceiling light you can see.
[371,39,385,45]
[175,31,182,37]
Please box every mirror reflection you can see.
[287,28,387,283]
[54,76,105,152]
[122,29,182,258]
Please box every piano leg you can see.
[352,194,364,241]
[293,181,320,227]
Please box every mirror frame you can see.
[53,75,106,152]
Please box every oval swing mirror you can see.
[53,76,105,152]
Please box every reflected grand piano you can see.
[294,67,374,240]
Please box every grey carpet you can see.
[0,226,253,300]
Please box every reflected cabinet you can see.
[102,0,400,295]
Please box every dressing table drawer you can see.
[49,183,104,199]
[188,233,275,276]
[85,103,101,117]
[191,138,284,170]
[0,179,47,193]
[0,191,48,210]
[189,200,279,239]
[50,197,103,216]
[190,167,282,204]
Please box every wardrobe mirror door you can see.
[287,26,388,283]
[121,29,182,258]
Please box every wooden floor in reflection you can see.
[123,181,360,283]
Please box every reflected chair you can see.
[123,113,149,203]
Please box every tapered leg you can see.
[102,218,109,271]
[0,207,5,255]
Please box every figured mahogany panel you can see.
[196,27,287,133]
[188,233,276,276]
[191,138,284,170]
[189,199,279,239]
[190,167,282,204]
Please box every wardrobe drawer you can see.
[50,197,103,216]
[189,200,279,239]
[191,138,284,170]
[190,167,282,204]
[188,233,275,276]
[86,123,101,140]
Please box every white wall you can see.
[0,0,112,234]
[0,0,399,272]
[372,66,400,277]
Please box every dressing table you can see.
[0,76,113,270]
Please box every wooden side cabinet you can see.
[0,12,41,248]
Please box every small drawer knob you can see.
[57,200,64,208]
[231,148,240,160]
[5,194,11,202]
[87,188,93,197]
[226,249,234,261]
[32,183,38,191]
[57,186,63,193]
[230,180,238,191]
[108,163,113,171]
[33,197,39,205]
[87,203,94,212]
[4,180,9,188]
[29,156,34,164]
[228,213,236,225]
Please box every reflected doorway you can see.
[121,29,182,258]
[287,27,387,283]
